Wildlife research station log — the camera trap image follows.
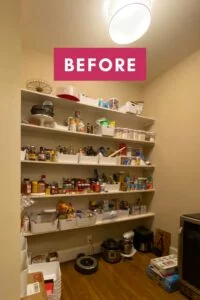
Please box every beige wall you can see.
[22,48,142,102]
[0,1,20,299]
[143,49,200,248]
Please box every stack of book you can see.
[146,254,180,293]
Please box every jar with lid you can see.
[22,178,31,195]
[37,180,45,194]
[122,128,128,139]
[31,181,38,194]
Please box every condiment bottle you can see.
[38,147,46,161]
[31,181,38,194]
[22,178,31,195]
[28,146,37,161]
[37,180,45,194]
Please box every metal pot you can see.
[101,238,121,263]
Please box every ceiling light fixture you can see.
[108,0,152,45]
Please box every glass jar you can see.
[114,127,122,138]
[22,178,31,195]
[133,130,139,140]
[149,132,156,142]
[140,131,146,141]
[127,147,132,157]
[37,180,45,194]
[128,129,133,140]
[122,128,128,139]
[31,181,38,194]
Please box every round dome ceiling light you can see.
[108,0,152,45]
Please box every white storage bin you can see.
[117,209,130,218]
[30,213,58,234]
[80,95,98,107]
[104,183,120,192]
[102,210,118,220]
[98,156,119,166]
[101,126,115,136]
[21,150,26,161]
[79,155,99,165]
[59,218,77,230]
[77,215,96,228]
[57,153,78,164]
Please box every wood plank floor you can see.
[61,252,186,300]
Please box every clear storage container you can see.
[122,128,128,139]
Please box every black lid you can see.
[102,238,120,250]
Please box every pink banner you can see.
[54,48,146,81]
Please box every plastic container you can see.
[21,150,26,161]
[122,128,128,139]
[100,126,115,136]
[114,127,122,139]
[57,153,79,164]
[104,183,120,192]
[117,209,130,218]
[149,132,156,142]
[133,130,139,140]
[98,156,118,166]
[59,218,77,230]
[128,129,133,140]
[79,155,99,165]
[30,213,58,234]
[76,215,97,228]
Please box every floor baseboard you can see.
[58,243,101,263]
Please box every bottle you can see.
[38,147,46,161]
[31,181,38,194]
[23,215,30,233]
[22,178,31,195]
[87,123,91,133]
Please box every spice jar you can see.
[31,181,38,194]
[22,178,31,195]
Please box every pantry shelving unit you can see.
[21,160,155,169]
[21,89,156,238]
[21,123,155,147]
[23,212,155,237]
[28,189,156,199]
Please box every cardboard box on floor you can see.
[21,272,48,300]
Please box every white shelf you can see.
[21,124,155,147]
[21,89,155,129]
[21,160,155,169]
[27,189,155,199]
[23,212,155,236]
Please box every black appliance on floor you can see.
[179,213,200,300]
[133,227,153,252]
[101,239,121,263]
